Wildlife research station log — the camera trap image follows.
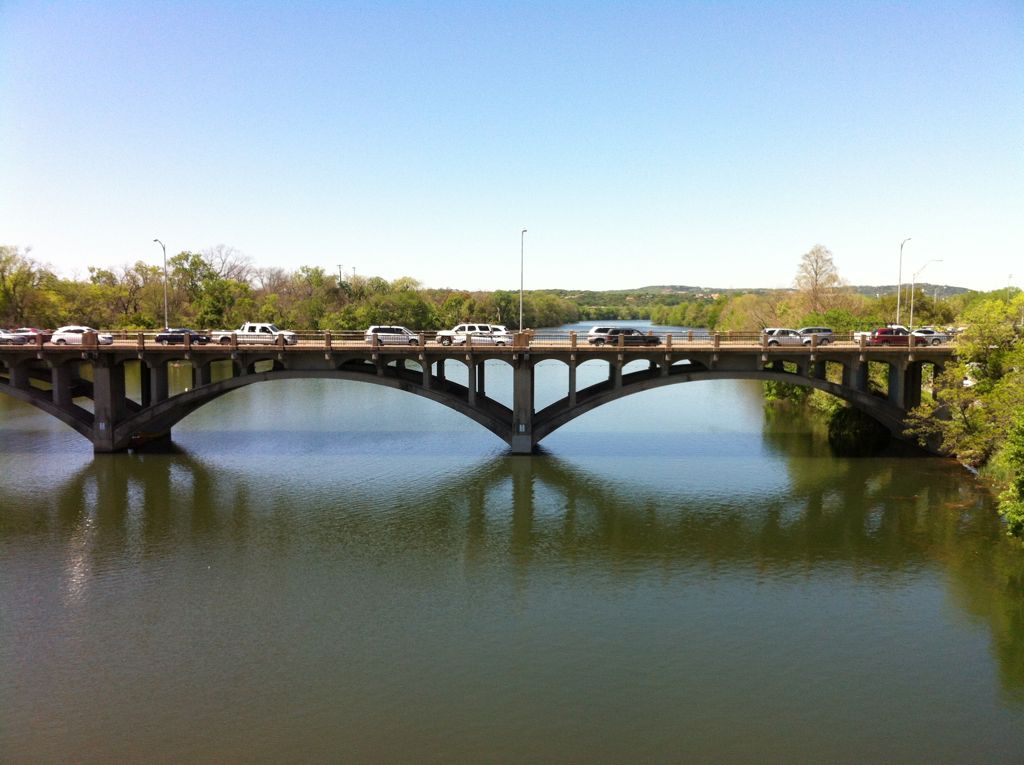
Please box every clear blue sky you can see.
[2,1,1021,292]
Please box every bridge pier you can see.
[511,359,534,454]
[568,360,577,407]
[92,358,126,452]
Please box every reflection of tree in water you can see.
[761,400,1024,700]
[2,440,1022,698]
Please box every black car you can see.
[155,328,211,345]
[587,327,661,346]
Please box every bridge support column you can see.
[467,357,477,406]
[849,361,869,392]
[92,358,126,452]
[612,359,623,389]
[477,361,486,397]
[568,360,577,407]
[51,363,73,407]
[194,361,211,389]
[904,362,923,410]
[139,362,151,407]
[811,360,827,380]
[436,359,445,383]
[149,361,169,404]
[421,355,431,389]
[887,360,907,407]
[510,359,534,454]
[8,361,29,389]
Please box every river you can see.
[1,331,1023,763]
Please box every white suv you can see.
[364,326,420,345]
[436,323,509,346]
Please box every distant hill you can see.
[624,284,972,299]
[847,284,970,300]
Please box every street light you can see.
[519,228,527,331]
[896,237,911,325]
[909,258,942,330]
[153,238,169,329]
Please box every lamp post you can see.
[909,259,942,330]
[153,238,169,329]
[896,237,911,325]
[519,228,527,330]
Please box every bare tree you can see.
[794,244,841,315]
[204,244,254,283]
[253,266,289,293]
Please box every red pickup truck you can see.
[866,327,927,347]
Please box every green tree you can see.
[997,410,1024,535]
[0,245,52,325]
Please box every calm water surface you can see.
[2,354,1023,763]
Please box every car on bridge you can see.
[910,327,951,345]
[211,322,297,346]
[0,329,29,345]
[12,327,52,343]
[155,328,212,345]
[797,326,835,344]
[866,327,927,347]
[436,323,510,346]
[50,325,114,345]
[364,326,420,345]
[586,326,661,346]
[762,328,805,346]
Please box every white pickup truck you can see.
[435,322,510,346]
[211,322,298,345]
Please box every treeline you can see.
[0,245,583,331]
[1,242,965,333]
[906,290,1024,536]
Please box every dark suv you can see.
[586,326,660,346]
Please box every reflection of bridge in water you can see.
[0,335,955,453]
[2,437,1019,697]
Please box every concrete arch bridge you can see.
[0,334,954,453]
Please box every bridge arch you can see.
[531,363,907,443]
[109,367,515,451]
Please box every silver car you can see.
[910,327,950,346]
[0,329,29,345]
[762,328,805,346]
[797,326,835,345]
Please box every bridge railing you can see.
[7,328,960,351]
